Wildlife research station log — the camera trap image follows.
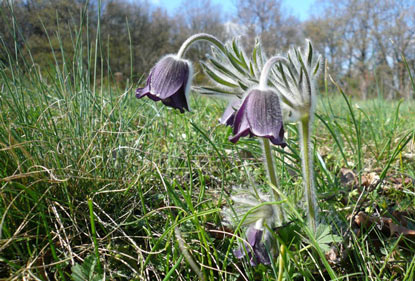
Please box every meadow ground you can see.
[1,54,415,280]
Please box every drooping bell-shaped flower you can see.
[222,186,279,266]
[234,226,273,266]
[229,89,285,146]
[136,55,192,113]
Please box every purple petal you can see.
[220,99,240,126]
[136,84,161,101]
[161,84,189,113]
[229,89,286,146]
[253,244,271,265]
[229,98,251,143]
[135,55,191,112]
[250,256,258,267]
[246,227,263,247]
[233,247,247,259]
[233,227,275,266]
[135,85,149,98]
[246,89,285,146]
[150,56,189,99]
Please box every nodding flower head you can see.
[136,55,193,113]
[222,186,279,266]
[233,225,274,266]
[226,88,285,146]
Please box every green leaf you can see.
[237,80,249,91]
[285,64,298,85]
[232,39,240,58]
[307,40,313,67]
[232,39,248,68]
[194,86,241,98]
[207,56,240,80]
[71,255,104,281]
[314,224,342,252]
[249,61,255,76]
[313,58,320,76]
[278,63,291,89]
[402,53,415,99]
[252,44,258,68]
[226,46,249,75]
[200,62,239,88]
[287,53,299,76]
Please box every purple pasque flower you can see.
[136,55,193,113]
[234,226,274,266]
[229,88,285,146]
[221,186,280,266]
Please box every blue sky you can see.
[150,0,315,21]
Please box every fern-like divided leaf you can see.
[200,39,261,97]
[314,224,342,253]
[71,255,104,281]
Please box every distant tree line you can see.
[305,0,415,99]
[1,0,414,99]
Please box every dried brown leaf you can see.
[339,168,356,187]
[354,211,415,239]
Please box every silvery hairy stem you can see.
[177,33,226,59]
[299,114,317,232]
[258,56,291,224]
[271,41,321,232]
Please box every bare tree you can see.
[371,0,415,98]
[308,0,415,99]
[170,0,226,83]
[174,0,226,62]
[101,0,176,77]
[235,0,302,55]
[304,16,344,77]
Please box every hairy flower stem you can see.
[258,56,290,224]
[259,56,289,90]
[299,115,317,232]
[262,139,284,223]
[277,244,286,281]
[177,33,226,59]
